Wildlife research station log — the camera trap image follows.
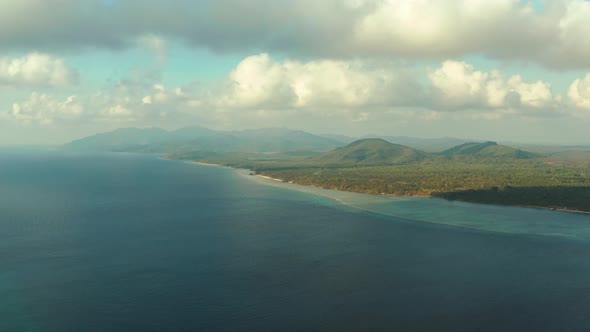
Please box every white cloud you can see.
[142,96,152,104]
[138,34,167,65]
[0,53,78,87]
[218,53,421,110]
[353,0,543,57]
[429,61,559,110]
[4,1,590,68]
[551,0,590,68]
[3,55,574,129]
[568,73,590,109]
[9,93,83,125]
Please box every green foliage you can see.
[313,138,428,166]
[441,141,499,155]
[249,159,590,211]
[433,186,590,212]
[440,141,538,159]
[167,137,590,212]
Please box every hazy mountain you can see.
[363,135,476,152]
[64,127,342,153]
[320,134,357,144]
[441,142,538,159]
[64,127,169,151]
[547,150,590,165]
[167,126,218,140]
[314,138,428,166]
[228,128,343,152]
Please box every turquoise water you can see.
[245,172,590,239]
[1,150,590,331]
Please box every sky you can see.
[2,0,590,145]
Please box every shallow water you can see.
[244,170,590,239]
[1,150,590,331]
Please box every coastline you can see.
[190,161,224,167]
[183,160,590,216]
[251,171,590,216]
[255,174,288,183]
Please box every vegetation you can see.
[65,125,590,212]
[312,139,427,166]
[440,141,538,159]
[176,139,590,212]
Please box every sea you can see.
[1,149,590,332]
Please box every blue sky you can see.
[2,0,590,145]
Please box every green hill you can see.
[364,135,476,152]
[441,141,537,159]
[314,138,427,166]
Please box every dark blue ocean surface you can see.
[1,150,590,331]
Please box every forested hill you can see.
[313,138,428,166]
[175,138,590,212]
[440,141,539,159]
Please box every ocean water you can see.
[1,150,590,332]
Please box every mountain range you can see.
[65,127,344,153]
[64,126,486,155]
[67,126,578,165]
[440,141,539,159]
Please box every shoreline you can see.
[255,174,288,183]
[183,160,590,216]
[190,161,224,167]
[252,172,590,216]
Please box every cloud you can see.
[429,61,560,111]
[568,73,590,109]
[9,93,83,125]
[2,0,590,68]
[0,53,78,87]
[3,54,574,128]
[138,34,167,65]
[352,0,546,57]
[5,54,421,127]
[217,53,422,110]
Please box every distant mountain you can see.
[64,127,342,153]
[320,134,357,144]
[363,135,476,152]
[510,144,590,155]
[314,138,428,166]
[65,127,170,151]
[167,126,218,140]
[547,150,590,164]
[229,128,343,152]
[441,141,538,159]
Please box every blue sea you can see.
[2,149,590,331]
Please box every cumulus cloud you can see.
[429,61,559,111]
[0,53,78,87]
[5,54,577,129]
[217,53,421,110]
[568,73,590,109]
[352,0,547,58]
[2,0,590,68]
[9,93,83,125]
[6,79,209,126]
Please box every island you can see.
[64,127,590,213]
[172,139,590,213]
